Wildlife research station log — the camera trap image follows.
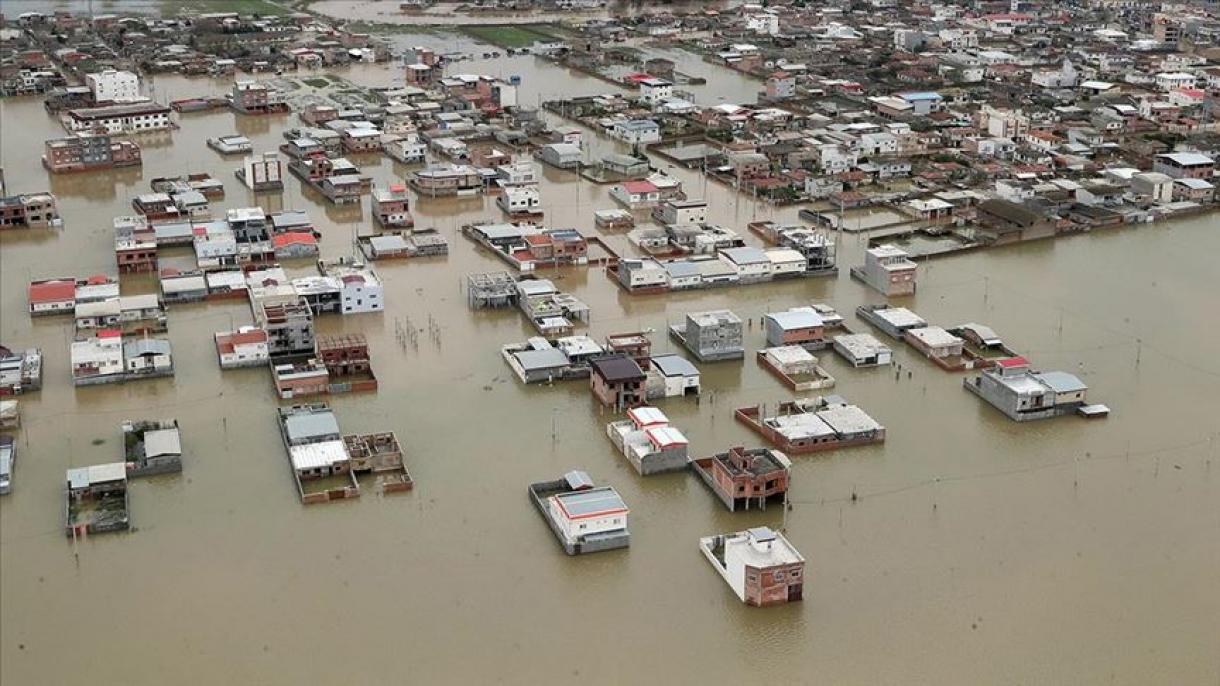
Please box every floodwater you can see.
[2,62,1220,686]
[310,0,740,26]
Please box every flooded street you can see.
[310,0,741,26]
[2,60,1219,686]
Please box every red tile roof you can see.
[28,279,76,303]
[272,231,318,247]
[622,180,658,194]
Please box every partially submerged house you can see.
[948,323,1019,361]
[502,335,603,384]
[904,325,984,371]
[316,333,378,393]
[964,356,1103,421]
[214,326,270,369]
[763,307,828,349]
[343,431,412,494]
[277,403,359,504]
[65,462,129,536]
[832,332,892,367]
[590,354,647,410]
[528,470,630,555]
[606,406,689,475]
[699,527,805,607]
[757,346,834,392]
[123,337,174,379]
[70,331,124,385]
[851,244,917,296]
[0,437,15,495]
[0,347,43,395]
[121,419,183,476]
[691,446,791,512]
[857,305,927,340]
[647,353,701,399]
[735,396,885,454]
[669,309,744,362]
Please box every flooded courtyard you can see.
[2,49,1219,686]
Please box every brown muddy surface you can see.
[1,58,1218,686]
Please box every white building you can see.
[1155,72,1196,91]
[939,28,978,50]
[612,119,661,145]
[605,406,690,475]
[214,326,270,369]
[832,332,893,367]
[324,263,384,314]
[497,186,541,215]
[638,78,673,106]
[617,258,669,290]
[1031,60,1078,89]
[610,179,661,208]
[745,12,780,36]
[858,131,898,156]
[384,133,427,164]
[654,199,707,226]
[648,353,700,397]
[239,152,283,191]
[699,527,806,606]
[86,69,141,103]
[61,102,172,135]
[818,144,858,173]
[718,247,772,282]
[1130,172,1174,204]
[854,244,917,296]
[496,161,537,186]
[70,333,124,385]
[546,486,630,548]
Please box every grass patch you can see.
[461,24,558,49]
[160,0,290,16]
[302,77,330,88]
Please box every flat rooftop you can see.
[553,487,629,520]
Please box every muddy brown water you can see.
[2,62,1219,686]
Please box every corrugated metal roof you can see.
[284,411,340,444]
[289,440,349,471]
[554,486,628,520]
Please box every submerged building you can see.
[699,527,805,607]
[963,356,1099,421]
[605,406,689,476]
[669,309,744,362]
[528,470,630,555]
[851,244,917,296]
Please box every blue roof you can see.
[899,91,943,101]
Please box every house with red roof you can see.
[272,231,319,259]
[27,278,76,316]
[214,326,270,369]
[609,179,661,208]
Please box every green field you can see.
[160,0,290,16]
[461,24,559,49]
